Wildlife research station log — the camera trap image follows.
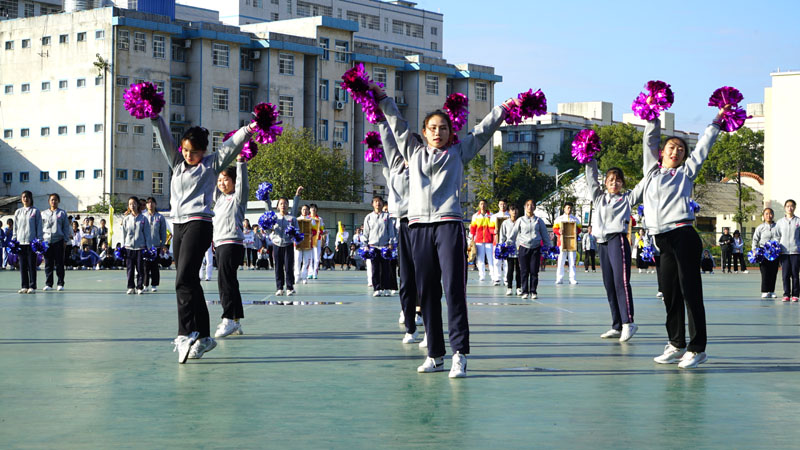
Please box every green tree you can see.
[246,127,363,202]
[696,128,764,184]
[86,194,127,214]
[549,139,582,185]
[539,184,578,225]
[466,147,555,212]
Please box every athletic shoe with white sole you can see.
[391,290,398,295]
[519,292,528,299]
[373,290,382,297]
[505,288,512,296]
[188,337,217,359]
[18,288,26,294]
[600,329,621,339]
[415,314,423,326]
[493,280,501,286]
[417,356,444,373]
[286,289,295,296]
[57,285,64,291]
[449,352,467,378]
[136,289,143,295]
[126,289,134,295]
[419,334,428,348]
[654,343,687,364]
[402,331,419,344]
[214,318,241,338]
[172,331,199,364]
[761,292,769,298]
[516,288,523,296]
[275,289,284,296]
[27,288,35,294]
[569,280,578,285]
[43,286,52,291]
[398,311,405,324]
[677,351,708,369]
[619,323,638,342]
[150,286,158,293]
[656,292,664,298]
[530,293,538,299]
[769,293,777,298]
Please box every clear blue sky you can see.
[414,0,799,133]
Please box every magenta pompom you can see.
[717,107,751,132]
[504,89,547,125]
[251,102,283,145]
[571,129,602,164]
[340,64,385,124]
[123,82,165,119]
[708,86,744,108]
[443,93,469,132]
[362,131,384,163]
[224,130,259,161]
[631,80,674,120]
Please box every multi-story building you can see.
[495,102,698,177]
[0,0,61,19]
[176,0,444,59]
[763,71,800,213]
[0,3,501,211]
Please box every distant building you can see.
[763,71,800,212]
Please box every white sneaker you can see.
[656,292,664,298]
[57,285,64,291]
[373,290,382,297]
[18,288,27,294]
[398,311,405,324]
[214,318,241,338]
[127,289,134,295]
[172,331,199,364]
[391,290,398,295]
[520,293,529,299]
[478,277,485,282]
[678,351,708,369]
[419,334,428,348]
[43,286,52,291]
[286,289,295,296]
[569,279,578,285]
[234,323,244,335]
[638,269,643,273]
[150,286,158,293]
[516,288,523,296]
[302,279,307,284]
[743,270,749,274]
[27,288,35,294]
[505,288,513,296]
[449,352,467,378]
[415,314,423,326]
[402,331,419,344]
[770,293,777,298]
[619,323,638,342]
[275,289,284,296]
[654,343,687,364]
[493,280,501,286]
[761,292,769,298]
[530,293,537,299]
[600,329,621,339]
[417,356,444,373]
[188,337,217,359]
[136,289,143,295]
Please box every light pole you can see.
[94,54,110,203]
[555,168,573,190]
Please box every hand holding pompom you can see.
[504,89,547,125]
[341,64,385,124]
[631,80,674,120]
[571,129,602,164]
[123,82,166,119]
[251,102,284,144]
[255,182,273,201]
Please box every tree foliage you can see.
[466,147,555,213]
[246,127,363,202]
[696,128,764,184]
[87,194,127,214]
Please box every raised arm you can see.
[684,122,721,181]
[378,121,405,172]
[460,103,511,163]
[378,95,423,162]
[628,178,646,207]
[264,193,273,212]
[291,186,303,217]
[214,125,254,174]
[151,115,181,167]
[236,159,249,205]
[586,160,603,203]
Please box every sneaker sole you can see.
[417,367,444,373]
[654,354,686,364]
[178,332,200,364]
[189,339,217,359]
[449,371,467,379]
[678,354,708,369]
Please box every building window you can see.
[76,170,85,180]
[133,32,146,52]
[76,125,86,134]
[395,72,404,91]
[3,129,12,138]
[93,169,102,179]
[77,32,86,42]
[153,80,165,94]
[153,35,166,59]
[278,96,294,117]
[333,121,347,142]
[58,80,68,90]
[3,172,11,183]
[96,30,105,40]
[117,123,128,133]
[94,123,103,133]
[21,128,29,137]
[212,43,229,67]
[58,171,67,180]
[279,52,294,75]
[334,85,348,102]
[211,132,224,152]
[4,40,13,50]
[21,83,30,93]
[42,36,51,46]
[297,1,332,17]
[346,11,380,30]
[23,3,33,17]
[171,41,185,62]
[3,85,11,94]
[116,76,128,87]
[431,26,438,36]
[20,172,30,183]
[392,20,424,38]
[41,81,50,91]
[319,37,329,60]
[132,170,144,181]
[133,125,145,135]
[270,12,279,20]
[240,50,254,71]
[373,67,387,85]
[59,34,68,44]
[58,126,67,136]
[77,78,86,88]
[430,42,438,51]
[425,75,439,95]
[152,133,160,150]
[334,40,348,63]
[118,30,129,50]
[40,171,50,182]
[212,88,229,110]
[239,89,254,112]
[171,81,185,105]
[318,119,328,141]
[476,82,488,102]
[319,79,329,101]
[21,39,30,48]
[152,172,164,195]
[170,126,183,145]
[41,127,50,137]
[115,169,128,180]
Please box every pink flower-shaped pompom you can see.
[717,107,751,132]
[341,64,385,124]
[362,131,384,163]
[504,89,547,125]
[708,86,744,108]
[224,129,259,161]
[571,129,602,164]
[123,82,166,119]
[631,80,674,120]
[251,102,283,145]
[443,93,469,132]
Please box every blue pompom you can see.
[637,205,644,217]
[142,246,159,262]
[689,199,701,213]
[641,244,655,262]
[747,248,763,264]
[114,247,127,260]
[6,238,20,255]
[258,211,277,230]
[255,182,273,201]
[380,247,396,260]
[30,238,48,255]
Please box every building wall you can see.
[763,72,800,212]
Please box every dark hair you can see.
[21,190,33,205]
[422,110,454,142]
[660,136,690,164]
[310,203,318,209]
[49,193,61,202]
[127,196,139,209]
[563,202,574,209]
[785,199,796,208]
[605,167,626,187]
[88,216,94,222]
[525,199,535,207]
[509,205,519,213]
[146,197,157,204]
[221,166,237,183]
[763,207,774,215]
[181,126,210,151]
[372,196,384,203]
[733,230,741,236]
[7,218,13,226]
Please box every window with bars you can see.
[77,32,86,42]
[171,82,185,105]
[132,170,144,181]
[77,78,86,88]
[319,38,329,60]
[318,119,328,141]
[21,39,29,48]
[76,125,86,134]
[21,83,30,93]
[152,172,164,195]
[476,82,488,102]
[240,50,254,71]
[116,76,128,87]
[76,170,85,180]
[172,42,185,61]
[0,0,19,19]
[373,67,387,85]
[115,169,127,180]
[3,129,11,138]
[118,30,129,50]
[21,128,29,137]
[212,132,224,152]
[133,125,145,135]
[279,52,294,75]
[170,126,183,145]
[41,81,50,91]
[59,80,67,90]
[153,35,166,59]
[334,40,348,63]
[212,88,229,110]
[40,171,50,182]
[58,126,67,136]
[297,1,332,17]
[41,127,50,137]
[212,43,229,67]
[58,171,67,180]
[346,11,380,30]
[239,89,254,112]
[94,169,102,179]
[152,133,160,150]
[59,34,68,44]
[23,2,33,17]
[279,96,294,117]
[133,32,146,52]
[117,123,128,133]
[392,20,424,38]
[319,79,329,101]
[425,75,439,95]
[333,121,347,142]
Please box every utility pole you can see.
[94,54,110,203]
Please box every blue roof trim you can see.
[455,70,503,82]
[320,16,359,32]
[404,62,456,76]
[181,28,251,44]
[352,53,405,68]
[248,39,324,56]
[354,35,442,55]
[111,16,183,34]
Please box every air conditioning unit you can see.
[333,141,344,149]
[252,51,261,60]
[535,153,545,161]
[334,101,345,110]
[171,113,185,122]
[184,40,192,48]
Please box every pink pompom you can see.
[717,107,751,132]
[224,129,259,161]
[251,102,283,145]
[123,82,165,119]
[708,86,744,108]
[571,129,602,164]
[341,64,385,124]
[504,89,547,125]
[362,131,384,163]
[631,80,674,120]
[443,93,469,132]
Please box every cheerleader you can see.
[294,204,314,284]
[309,204,324,278]
[490,200,510,285]
[121,196,152,295]
[152,114,253,363]
[498,205,521,296]
[363,196,395,296]
[752,208,778,298]
[42,193,72,291]
[553,203,582,284]
[775,199,800,302]
[375,82,515,378]
[13,190,42,294]
[644,105,729,369]
[469,200,495,283]
[144,197,167,292]
[264,187,303,296]
[586,160,643,341]
[213,155,248,338]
